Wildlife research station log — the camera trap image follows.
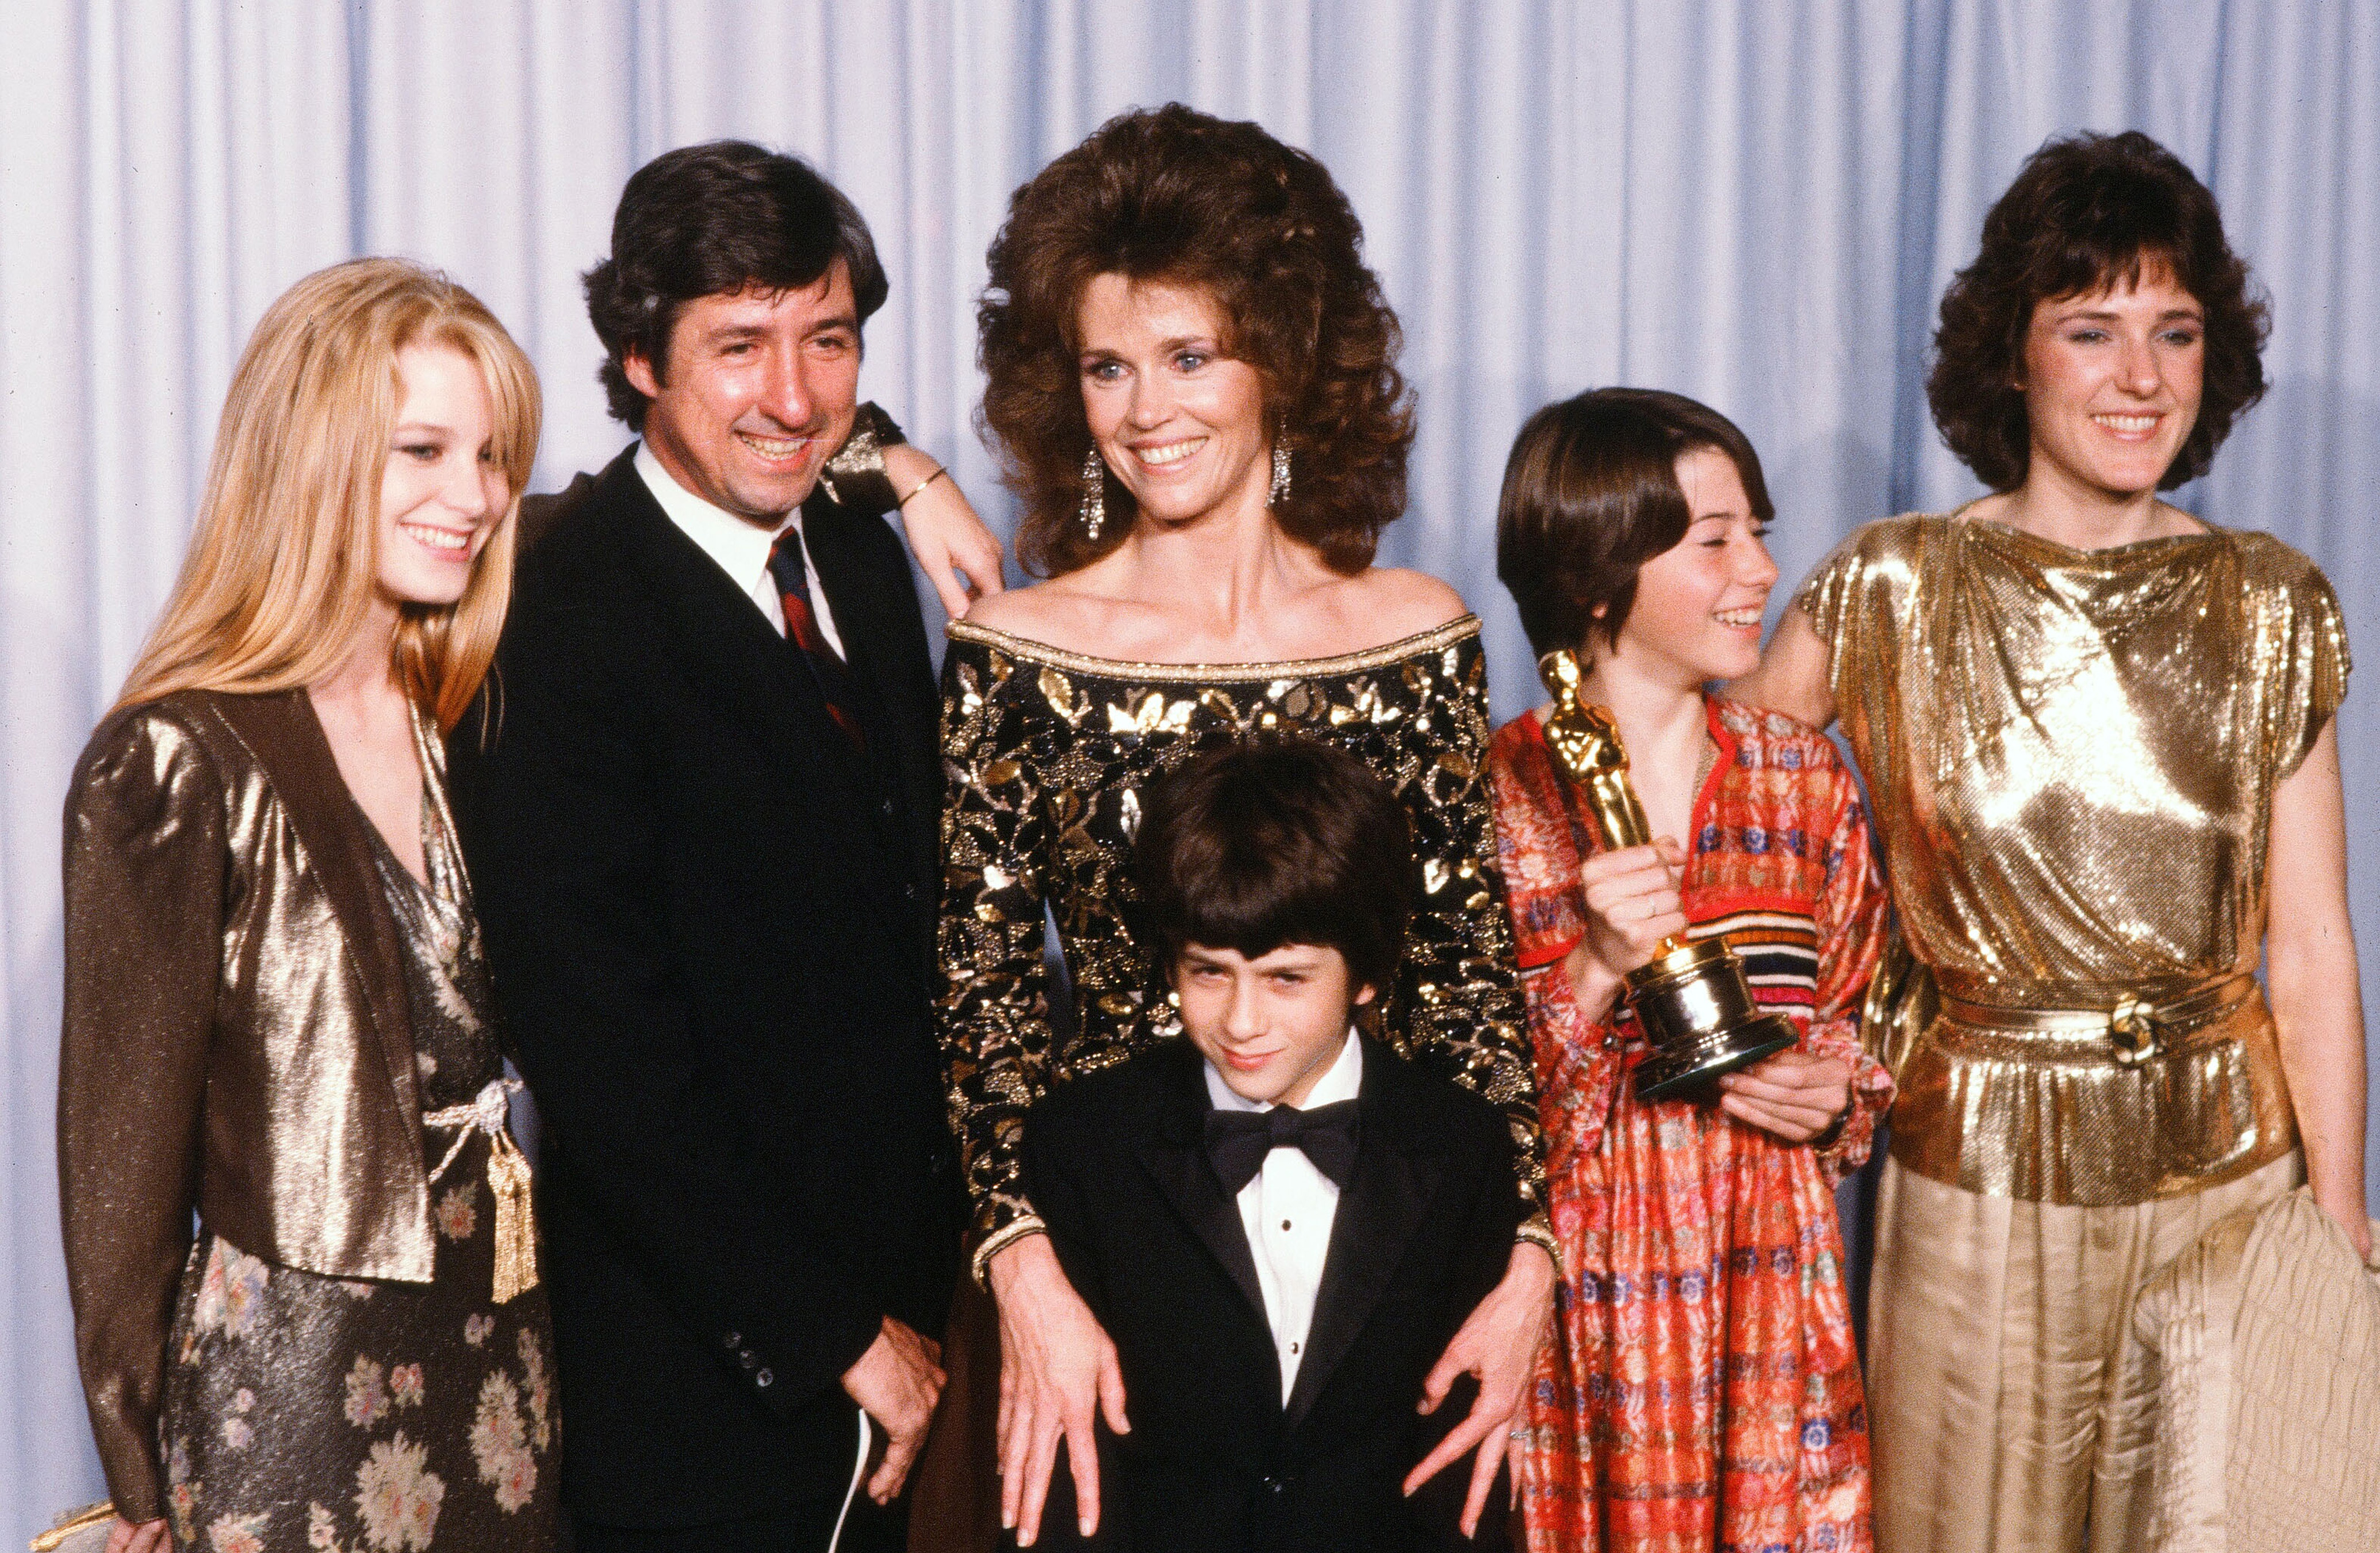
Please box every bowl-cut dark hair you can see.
[1496,387,1775,661]
[1133,736,1413,996]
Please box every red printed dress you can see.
[1490,697,1890,1553]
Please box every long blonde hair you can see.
[116,258,541,730]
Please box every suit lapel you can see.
[207,688,420,1127]
[603,458,865,791]
[1135,1045,1271,1328]
[1283,1051,1442,1429]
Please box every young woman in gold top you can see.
[933,105,1553,1548]
[62,259,555,1553]
[1737,131,2367,1553]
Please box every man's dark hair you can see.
[1132,737,1412,995]
[1929,129,2267,491]
[583,140,889,431]
[1497,387,1775,660]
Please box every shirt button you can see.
[880,797,896,819]
[1289,1341,1300,1355]
[1281,1219,1292,1231]
[755,1368,773,1388]
[722,1332,742,1349]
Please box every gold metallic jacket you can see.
[1801,514,2348,1206]
[60,689,435,1520]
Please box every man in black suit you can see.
[448,141,990,1552]
[1017,740,1525,1551]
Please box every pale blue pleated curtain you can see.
[2,0,2373,1531]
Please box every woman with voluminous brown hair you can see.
[933,103,1554,1549]
[1737,129,2368,1553]
[62,257,560,1553]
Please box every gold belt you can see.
[1937,973,2258,1068]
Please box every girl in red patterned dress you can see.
[1488,388,1891,1553]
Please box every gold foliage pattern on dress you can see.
[937,617,1540,1252]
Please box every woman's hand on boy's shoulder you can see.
[1402,1241,1556,1538]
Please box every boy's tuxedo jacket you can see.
[1020,1036,1525,1551]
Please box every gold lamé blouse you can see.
[937,617,1543,1268]
[1800,514,2350,1204]
[60,690,444,1518]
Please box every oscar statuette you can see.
[1538,648,1797,1101]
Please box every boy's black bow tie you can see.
[1204,1099,1359,1194]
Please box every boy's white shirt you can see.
[1202,1030,1363,1403]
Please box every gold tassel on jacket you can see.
[425,1077,541,1305]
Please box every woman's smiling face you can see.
[2017,256,2206,500]
[376,342,507,610]
[1075,274,1274,533]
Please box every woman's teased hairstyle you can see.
[1496,387,1773,660]
[1133,736,1413,994]
[978,103,1414,577]
[1929,129,2267,492]
[116,258,539,730]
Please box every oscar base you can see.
[1633,1012,1798,1103]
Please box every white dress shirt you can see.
[635,440,845,657]
[1203,1031,1363,1403]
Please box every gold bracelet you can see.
[896,465,949,507]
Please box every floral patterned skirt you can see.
[1519,1078,1872,1553]
[158,1181,559,1552]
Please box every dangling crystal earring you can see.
[1079,446,1106,540]
[1267,435,1293,508]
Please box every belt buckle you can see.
[2109,992,2159,1066]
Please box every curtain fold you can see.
[3,0,2372,1532]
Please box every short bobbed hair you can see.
[117,258,540,732]
[1496,387,1773,661]
[1133,737,1413,996]
[1929,129,2268,492]
[584,140,887,432]
[978,104,1415,578]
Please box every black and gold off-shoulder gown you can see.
[935,613,1547,1270]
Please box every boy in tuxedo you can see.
[1017,737,1526,1550]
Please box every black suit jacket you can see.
[1020,1038,1524,1552]
[446,447,959,1524]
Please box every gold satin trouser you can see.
[1866,1151,2302,1553]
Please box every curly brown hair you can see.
[977,104,1414,576]
[1929,130,2268,492]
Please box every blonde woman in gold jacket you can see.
[60,259,554,1553]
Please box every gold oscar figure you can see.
[1538,648,1797,1101]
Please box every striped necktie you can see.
[764,524,863,749]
